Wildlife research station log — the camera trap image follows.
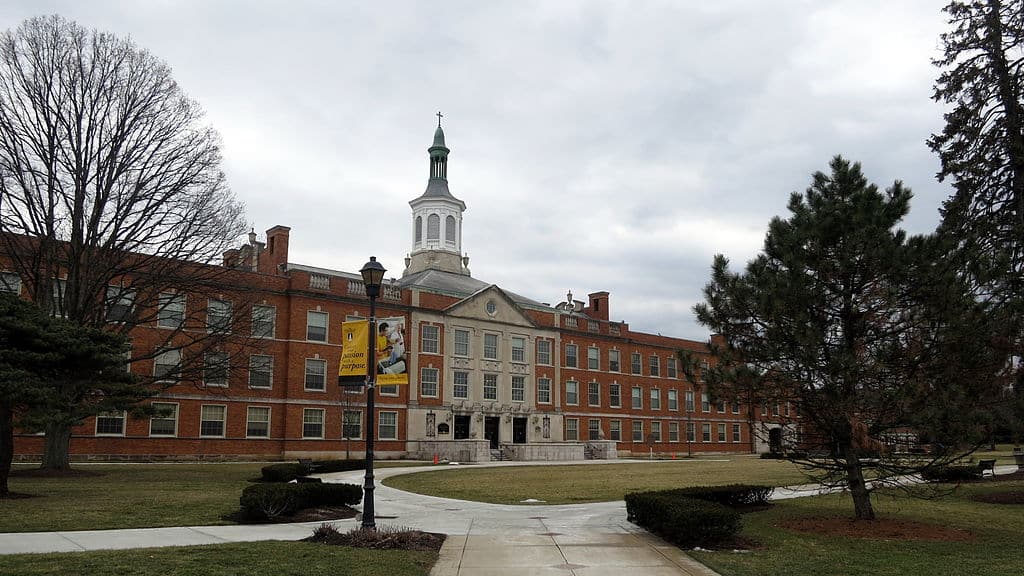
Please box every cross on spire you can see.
[436,111,443,127]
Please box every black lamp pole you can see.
[360,256,386,530]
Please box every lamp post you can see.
[360,256,386,530]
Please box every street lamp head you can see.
[360,256,386,298]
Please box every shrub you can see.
[625,490,740,547]
[667,484,773,507]
[759,452,785,459]
[311,459,366,474]
[921,465,982,483]
[240,482,362,520]
[261,463,309,483]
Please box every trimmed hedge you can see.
[625,490,741,547]
[666,484,774,507]
[240,482,363,520]
[261,463,308,483]
[311,459,366,474]
[921,464,983,483]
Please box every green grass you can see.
[383,456,811,504]
[0,541,437,576]
[692,480,1024,576]
[972,443,1022,466]
[1,461,425,533]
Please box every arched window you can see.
[445,215,456,243]
[415,216,422,243]
[427,214,440,240]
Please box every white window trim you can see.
[306,310,329,342]
[246,406,272,439]
[304,358,327,392]
[158,293,186,329]
[95,411,126,437]
[149,402,179,437]
[200,404,227,438]
[302,408,326,439]
[248,354,274,389]
[536,377,552,405]
[252,304,277,338]
[343,410,363,440]
[378,411,399,440]
[420,367,439,398]
[421,324,441,355]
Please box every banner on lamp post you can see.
[338,317,408,386]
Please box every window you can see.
[252,304,275,338]
[701,393,710,413]
[565,418,578,441]
[207,299,231,332]
[483,333,499,360]
[454,329,470,356]
[669,421,679,442]
[415,216,422,242]
[609,349,620,372]
[154,349,180,382]
[158,293,185,328]
[483,374,498,400]
[536,339,551,365]
[150,403,178,436]
[732,423,742,443]
[702,423,712,442]
[0,272,20,294]
[565,380,578,405]
[667,357,677,378]
[305,359,326,391]
[609,383,621,408]
[537,377,551,404]
[668,389,678,411]
[632,421,643,442]
[565,344,577,368]
[631,386,642,409]
[445,215,456,243]
[420,367,439,397]
[687,422,696,443]
[629,352,640,375]
[453,371,469,399]
[717,400,727,413]
[511,336,526,363]
[511,375,525,402]
[587,347,599,370]
[378,411,398,440]
[685,390,695,412]
[718,423,727,442]
[772,403,780,416]
[249,355,273,389]
[649,355,660,377]
[609,420,621,441]
[650,388,661,410]
[343,410,362,439]
[306,311,328,342]
[303,409,325,438]
[421,325,439,354]
[427,214,440,240]
[95,411,125,436]
[651,421,662,442]
[247,407,270,438]
[784,402,791,417]
[200,405,226,437]
[732,402,740,415]
[204,352,229,387]
[51,278,66,317]
[588,419,601,440]
[105,286,134,323]
[588,382,600,406]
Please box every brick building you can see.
[10,122,757,462]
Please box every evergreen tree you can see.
[930,0,1024,433]
[695,157,1006,520]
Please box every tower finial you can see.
[436,111,443,127]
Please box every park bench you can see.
[977,459,997,477]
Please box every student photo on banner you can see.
[376,316,407,385]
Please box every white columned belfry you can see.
[404,113,469,277]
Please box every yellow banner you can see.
[338,317,408,386]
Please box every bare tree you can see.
[0,15,252,469]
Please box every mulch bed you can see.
[972,491,1024,505]
[305,528,446,552]
[224,506,358,524]
[777,517,974,542]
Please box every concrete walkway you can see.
[1,460,1018,575]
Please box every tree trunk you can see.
[41,421,72,470]
[0,404,13,497]
[843,442,875,520]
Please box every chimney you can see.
[222,248,240,268]
[259,225,291,275]
[586,291,610,321]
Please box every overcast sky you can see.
[1,1,955,340]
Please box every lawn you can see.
[692,479,1024,576]
[1,461,423,533]
[0,541,437,576]
[383,456,811,504]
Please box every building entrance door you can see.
[512,418,527,444]
[484,416,500,449]
[769,427,783,453]
[453,415,470,440]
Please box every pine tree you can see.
[695,157,1006,521]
